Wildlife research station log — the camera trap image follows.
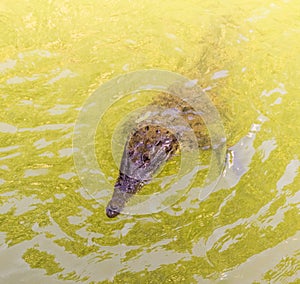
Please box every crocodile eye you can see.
[142,153,150,162]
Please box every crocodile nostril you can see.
[106,207,120,218]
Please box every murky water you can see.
[0,0,299,283]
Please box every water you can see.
[0,0,299,283]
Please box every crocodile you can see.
[106,85,224,218]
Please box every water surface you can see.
[0,0,299,283]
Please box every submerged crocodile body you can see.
[106,85,222,218]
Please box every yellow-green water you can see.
[0,0,300,283]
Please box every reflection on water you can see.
[0,0,299,283]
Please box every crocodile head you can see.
[106,125,179,218]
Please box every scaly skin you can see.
[106,87,218,218]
